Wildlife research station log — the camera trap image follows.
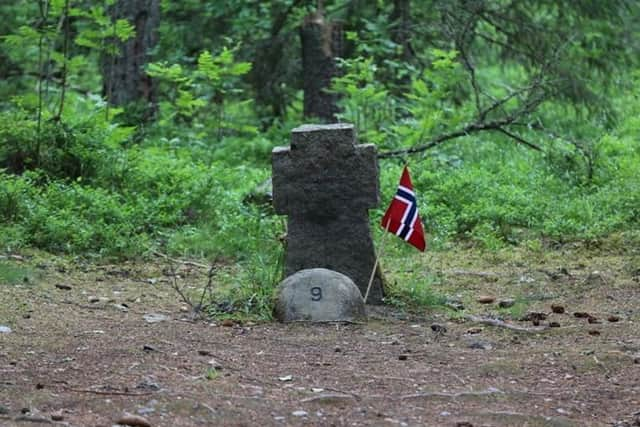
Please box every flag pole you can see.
[364,219,391,304]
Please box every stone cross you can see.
[272,123,385,304]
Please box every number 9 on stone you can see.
[310,286,323,301]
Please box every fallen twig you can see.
[301,393,356,403]
[465,315,549,333]
[444,269,502,277]
[14,415,52,424]
[399,387,504,400]
[152,250,209,269]
[63,387,155,396]
[311,386,363,401]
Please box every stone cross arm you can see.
[272,124,379,216]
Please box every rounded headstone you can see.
[274,268,365,322]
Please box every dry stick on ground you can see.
[197,266,216,312]
[167,263,216,317]
[465,315,550,333]
[63,387,155,396]
[14,415,55,424]
[399,387,505,400]
[153,250,209,269]
[168,262,193,309]
[444,269,502,277]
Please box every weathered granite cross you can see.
[272,123,385,304]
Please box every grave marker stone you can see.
[272,123,385,304]
[274,268,365,322]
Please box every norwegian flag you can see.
[381,166,426,251]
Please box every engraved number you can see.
[310,286,323,301]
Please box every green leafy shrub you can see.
[0,96,133,181]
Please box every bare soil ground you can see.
[1,242,639,427]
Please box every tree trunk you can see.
[103,0,160,122]
[390,0,412,62]
[250,2,302,124]
[300,11,342,122]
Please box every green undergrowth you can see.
[0,261,35,286]
[1,82,639,318]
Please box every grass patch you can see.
[384,271,446,310]
[0,261,34,286]
[497,298,530,320]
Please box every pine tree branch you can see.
[377,119,529,159]
[378,78,546,159]
[496,127,541,151]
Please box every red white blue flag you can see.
[381,166,426,252]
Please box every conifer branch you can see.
[378,78,546,159]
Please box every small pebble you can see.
[549,322,561,328]
[113,303,129,312]
[430,323,446,334]
[445,300,465,311]
[468,341,492,350]
[221,319,234,327]
[116,414,152,427]
[587,316,601,324]
[607,315,620,323]
[55,284,72,290]
[291,410,308,417]
[574,312,590,318]
[207,359,223,370]
[51,410,64,421]
[477,295,495,304]
[136,379,160,391]
[498,299,515,308]
[143,313,168,323]
[137,407,155,415]
[588,330,601,336]
[398,354,408,361]
[466,327,482,334]
[551,304,565,314]
[0,326,12,334]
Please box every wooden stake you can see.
[364,219,391,304]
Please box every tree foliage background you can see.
[1,0,639,315]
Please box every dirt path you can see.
[1,247,639,427]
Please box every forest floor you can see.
[1,240,639,427]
